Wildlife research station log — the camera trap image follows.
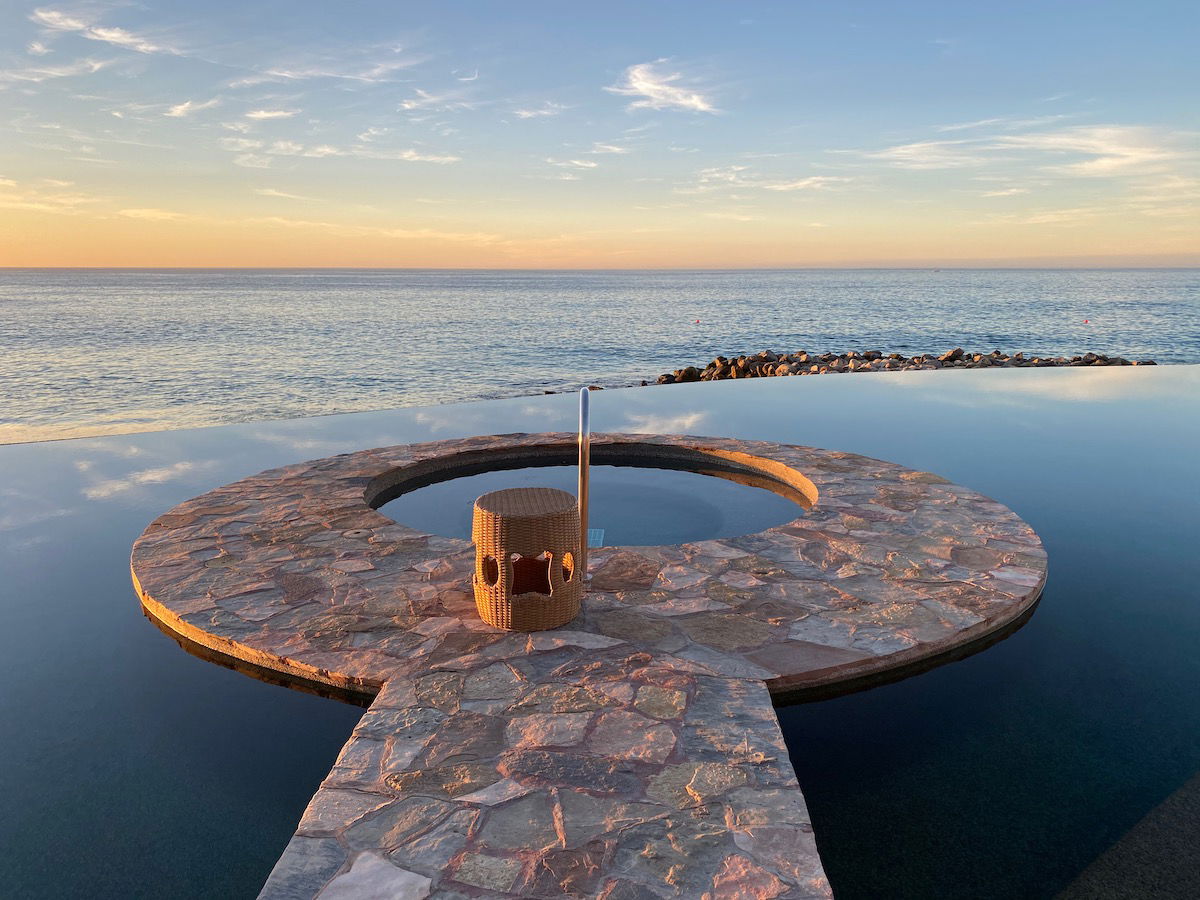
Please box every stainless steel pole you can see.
[577,387,590,585]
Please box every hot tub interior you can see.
[377,462,807,546]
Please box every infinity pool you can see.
[2,367,1198,898]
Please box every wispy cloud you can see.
[761,176,852,192]
[514,102,567,119]
[980,187,1029,197]
[27,40,51,56]
[588,143,629,155]
[255,187,316,200]
[246,47,429,87]
[233,153,273,168]
[30,8,176,55]
[221,136,458,166]
[0,488,74,532]
[245,109,299,120]
[0,57,110,84]
[974,206,1108,226]
[83,461,210,500]
[220,137,263,151]
[1125,174,1200,218]
[546,157,598,170]
[0,179,106,214]
[118,208,187,220]
[399,88,473,113]
[935,115,1067,133]
[685,165,852,194]
[623,411,708,433]
[855,124,1192,177]
[165,98,220,118]
[606,60,716,113]
[995,125,1183,175]
[276,141,459,163]
[703,211,758,222]
[859,139,993,169]
[246,216,501,245]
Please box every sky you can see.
[0,1,1196,268]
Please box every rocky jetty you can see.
[655,348,1157,385]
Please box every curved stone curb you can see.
[130,433,1046,898]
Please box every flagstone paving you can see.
[130,433,1046,898]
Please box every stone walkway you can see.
[130,433,1047,898]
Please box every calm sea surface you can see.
[2,268,1197,443]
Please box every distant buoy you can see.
[1084,319,1089,324]
[695,319,701,324]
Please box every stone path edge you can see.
[135,573,1043,708]
[134,566,389,695]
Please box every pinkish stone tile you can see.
[588,710,676,763]
[708,853,788,899]
[687,540,750,560]
[720,571,765,589]
[505,711,592,748]
[655,565,709,590]
[317,852,431,899]
[528,631,625,651]
[453,778,533,806]
[988,565,1044,587]
[330,558,375,574]
[640,596,731,617]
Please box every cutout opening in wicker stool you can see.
[472,487,582,631]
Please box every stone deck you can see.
[130,433,1047,898]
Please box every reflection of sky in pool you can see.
[379,464,805,546]
[1,366,1198,898]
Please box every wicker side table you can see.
[471,487,582,631]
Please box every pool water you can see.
[2,367,1198,898]
[377,463,806,546]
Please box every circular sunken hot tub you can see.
[378,462,810,546]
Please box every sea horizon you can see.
[4,266,1197,446]
[4,264,1199,272]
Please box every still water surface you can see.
[1,368,1198,897]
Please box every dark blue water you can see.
[1,368,1198,897]
[2,268,1197,443]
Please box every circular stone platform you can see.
[130,433,1047,899]
[132,432,1045,699]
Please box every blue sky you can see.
[1,1,1196,266]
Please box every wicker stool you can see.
[472,487,582,631]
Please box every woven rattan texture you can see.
[472,487,582,631]
[475,486,577,518]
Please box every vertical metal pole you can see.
[577,387,590,585]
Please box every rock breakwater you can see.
[656,348,1157,384]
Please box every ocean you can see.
[2,267,1197,444]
